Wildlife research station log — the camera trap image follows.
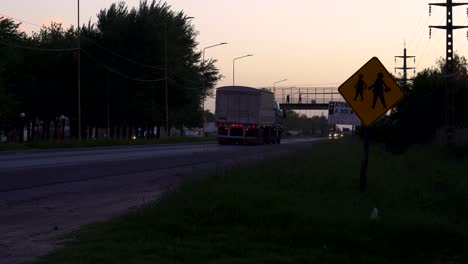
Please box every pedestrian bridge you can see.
[274,87,344,110]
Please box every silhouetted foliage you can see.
[284,111,328,135]
[0,1,221,140]
[367,54,468,153]
[0,18,24,134]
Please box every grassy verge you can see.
[37,140,468,264]
[0,137,215,151]
[282,134,325,139]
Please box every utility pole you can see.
[165,23,169,137]
[394,42,415,92]
[106,71,111,139]
[77,0,81,141]
[429,0,468,145]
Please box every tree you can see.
[81,0,221,136]
[0,1,222,141]
[369,54,468,153]
[0,18,24,136]
[204,110,215,123]
[283,110,327,135]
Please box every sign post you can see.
[338,57,404,192]
[360,125,369,192]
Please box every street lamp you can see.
[273,79,287,95]
[202,42,227,136]
[77,0,81,141]
[233,54,253,86]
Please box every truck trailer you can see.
[215,86,284,145]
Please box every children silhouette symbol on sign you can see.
[368,72,391,109]
[353,74,366,101]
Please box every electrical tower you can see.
[429,0,468,145]
[394,42,416,91]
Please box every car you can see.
[286,130,301,136]
[184,130,200,137]
[328,130,343,140]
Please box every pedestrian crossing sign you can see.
[338,57,405,127]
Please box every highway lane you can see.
[0,138,323,264]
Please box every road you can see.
[0,138,323,264]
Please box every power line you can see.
[292,84,340,88]
[81,48,166,83]
[1,14,166,71]
[0,38,78,51]
[0,13,44,28]
[82,36,165,70]
[168,77,202,89]
[457,16,468,54]
[443,68,465,77]
[408,3,435,54]
[415,16,445,69]
[171,76,201,85]
[408,8,431,52]
[410,16,432,59]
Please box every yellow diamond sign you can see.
[338,57,405,127]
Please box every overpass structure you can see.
[274,87,344,110]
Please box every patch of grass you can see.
[37,141,468,264]
[0,137,215,151]
[282,134,325,139]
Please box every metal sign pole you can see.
[337,57,405,192]
[359,125,369,193]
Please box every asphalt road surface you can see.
[0,138,323,264]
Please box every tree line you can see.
[367,54,468,152]
[0,1,221,141]
[284,111,328,136]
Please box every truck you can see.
[215,86,284,145]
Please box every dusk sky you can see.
[2,0,467,111]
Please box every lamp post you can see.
[202,42,227,136]
[164,22,169,137]
[232,54,253,86]
[273,79,287,96]
[76,0,82,141]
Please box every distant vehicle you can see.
[184,130,200,137]
[328,128,343,140]
[342,127,352,136]
[215,86,284,145]
[286,130,301,136]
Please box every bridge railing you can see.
[274,87,344,104]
